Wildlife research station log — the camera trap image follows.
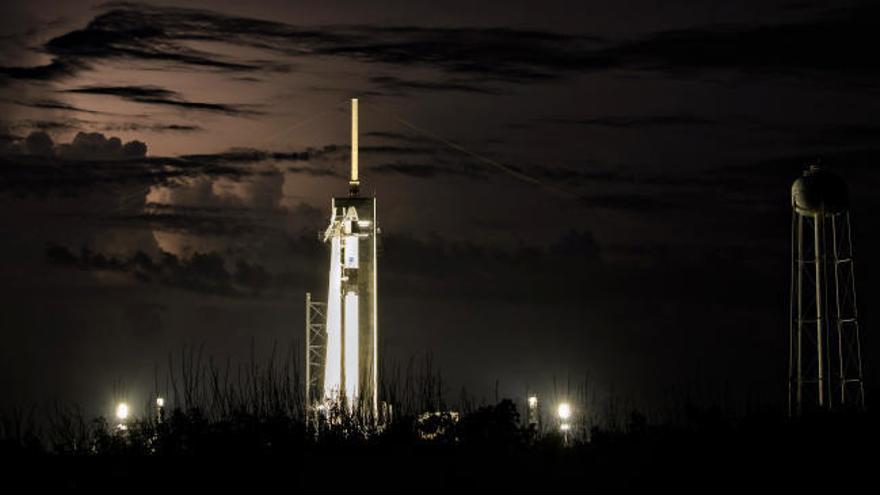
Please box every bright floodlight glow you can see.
[156,397,165,407]
[324,236,342,400]
[344,290,360,404]
[528,396,538,408]
[557,402,572,420]
[115,402,129,421]
[560,423,571,431]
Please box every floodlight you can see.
[557,402,572,420]
[115,402,129,421]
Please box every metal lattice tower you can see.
[304,292,327,410]
[789,165,866,416]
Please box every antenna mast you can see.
[350,98,360,196]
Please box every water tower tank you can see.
[791,165,848,215]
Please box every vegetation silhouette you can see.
[1,345,876,490]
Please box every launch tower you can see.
[306,99,379,418]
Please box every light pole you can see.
[156,397,166,423]
[557,402,572,445]
[527,395,539,427]
[115,402,130,431]
[526,395,539,440]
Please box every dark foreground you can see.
[2,402,875,491]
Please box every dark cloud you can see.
[0,132,21,155]
[363,131,432,144]
[65,85,259,115]
[1,1,874,90]
[180,145,339,164]
[9,118,87,132]
[24,131,54,157]
[115,209,276,238]
[303,84,388,97]
[12,98,106,114]
[287,201,325,228]
[45,233,329,298]
[47,245,241,296]
[0,154,214,195]
[371,161,488,179]
[598,2,880,81]
[369,75,502,95]
[0,5,291,83]
[793,124,880,147]
[523,163,724,189]
[578,193,682,212]
[287,165,339,177]
[56,131,147,160]
[721,146,880,190]
[317,26,606,82]
[540,115,718,128]
[0,132,236,195]
[0,134,341,196]
[99,122,203,133]
[0,128,752,217]
[0,59,76,82]
[1,130,147,161]
[257,227,780,308]
[525,165,624,184]
[358,145,437,156]
[1,3,601,85]
[67,85,175,99]
[104,200,326,243]
[44,228,605,301]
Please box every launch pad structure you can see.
[306,99,379,420]
[304,110,872,423]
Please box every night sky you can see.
[2,0,880,417]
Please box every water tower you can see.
[789,165,866,416]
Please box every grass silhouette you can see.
[1,345,876,490]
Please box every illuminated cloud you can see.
[65,85,260,115]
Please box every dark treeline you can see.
[1,345,875,490]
